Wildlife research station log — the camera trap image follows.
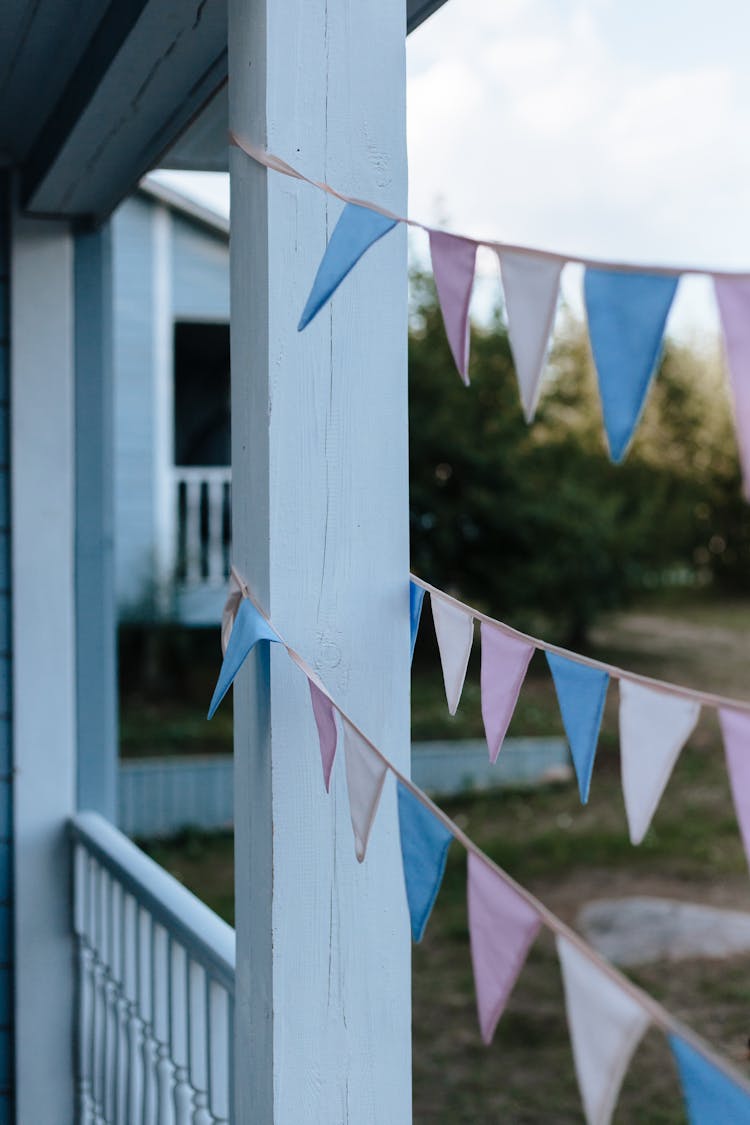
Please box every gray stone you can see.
[578,896,750,967]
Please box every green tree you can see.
[408,270,739,644]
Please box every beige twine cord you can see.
[226,565,750,1094]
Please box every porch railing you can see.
[174,467,231,587]
[71,812,235,1124]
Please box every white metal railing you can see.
[72,812,235,1124]
[173,468,231,587]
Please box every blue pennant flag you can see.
[207,598,280,719]
[670,1035,750,1124]
[298,203,398,330]
[546,653,608,804]
[397,782,452,942]
[584,269,679,462]
[410,581,425,664]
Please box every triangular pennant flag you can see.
[308,678,338,792]
[670,1034,750,1124]
[298,203,397,330]
[220,572,243,655]
[480,622,534,764]
[467,852,541,1044]
[431,594,474,716]
[584,268,679,462]
[557,936,649,1125]
[208,598,281,719]
[397,782,453,942]
[546,653,609,804]
[718,707,750,874]
[498,249,564,422]
[714,277,750,500]
[619,679,700,845]
[410,580,425,664]
[342,717,388,862]
[429,230,477,384]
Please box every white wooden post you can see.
[152,204,176,614]
[228,1,411,1122]
[75,224,118,821]
[11,213,77,1121]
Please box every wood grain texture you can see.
[228,0,411,1120]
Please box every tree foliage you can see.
[408,270,746,644]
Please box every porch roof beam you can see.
[22,0,448,220]
[21,0,227,222]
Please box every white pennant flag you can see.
[498,249,564,422]
[342,717,388,862]
[557,936,650,1125]
[619,680,700,845]
[431,593,474,715]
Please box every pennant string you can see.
[221,569,750,1097]
[413,574,750,717]
[230,133,750,282]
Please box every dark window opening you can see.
[174,321,230,467]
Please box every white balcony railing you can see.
[173,468,231,588]
[72,812,235,1124]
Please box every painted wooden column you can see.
[75,224,118,821]
[151,205,176,615]
[228,1,411,1123]
[11,212,76,1122]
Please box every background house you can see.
[113,181,230,625]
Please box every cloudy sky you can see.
[155,0,750,337]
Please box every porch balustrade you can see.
[173,467,231,587]
[72,812,235,1124]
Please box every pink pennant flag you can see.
[429,230,478,385]
[557,935,649,1125]
[308,678,338,792]
[342,717,388,862]
[468,852,541,1044]
[431,593,474,715]
[715,277,750,500]
[480,622,534,763]
[498,249,564,422]
[719,707,750,873]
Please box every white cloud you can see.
[407,0,750,335]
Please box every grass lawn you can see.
[140,596,750,1122]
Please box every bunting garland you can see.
[429,231,477,384]
[546,653,608,804]
[409,579,425,664]
[397,781,453,942]
[479,621,534,764]
[670,1035,750,1124]
[619,679,700,846]
[208,573,750,1124]
[415,576,750,865]
[232,135,750,484]
[497,248,563,423]
[714,278,750,502]
[431,593,474,715]
[557,935,650,1125]
[583,269,679,462]
[718,708,750,877]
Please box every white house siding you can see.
[171,216,229,321]
[0,172,13,1125]
[113,192,229,620]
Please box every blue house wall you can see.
[113,195,158,615]
[0,172,14,1123]
[112,189,229,620]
